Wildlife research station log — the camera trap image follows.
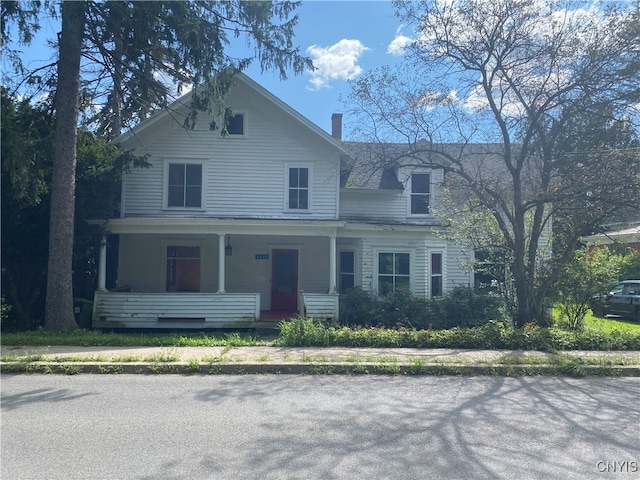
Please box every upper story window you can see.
[288,166,309,210]
[410,173,430,215]
[167,163,202,208]
[226,113,245,136]
[378,252,410,295]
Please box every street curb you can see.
[2,361,640,376]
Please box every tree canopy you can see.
[1,88,143,330]
[2,0,311,331]
[347,0,640,326]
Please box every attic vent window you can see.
[227,113,244,135]
[410,173,430,215]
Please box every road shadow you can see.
[1,387,95,411]
[151,376,640,479]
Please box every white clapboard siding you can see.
[340,169,445,223]
[93,292,260,329]
[354,234,472,299]
[120,81,340,220]
[413,245,429,297]
[339,191,406,221]
[300,292,339,319]
[445,245,475,290]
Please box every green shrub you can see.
[339,286,505,330]
[429,287,505,329]
[277,317,640,351]
[338,287,379,327]
[0,297,10,323]
[376,290,431,329]
[277,316,337,346]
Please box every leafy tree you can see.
[1,89,144,330]
[554,247,640,330]
[1,88,53,330]
[3,1,311,331]
[346,0,640,326]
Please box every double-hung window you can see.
[431,252,443,297]
[288,167,309,210]
[167,163,202,208]
[378,252,410,294]
[339,251,355,293]
[410,173,430,215]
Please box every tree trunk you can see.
[44,1,86,332]
[511,205,536,327]
[111,34,123,138]
[513,261,533,327]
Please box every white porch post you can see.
[329,235,337,294]
[97,236,107,291]
[217,234,226,293]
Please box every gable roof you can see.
[115,73,344,152]
[340,142,406,190]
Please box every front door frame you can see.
[271,249,299,312]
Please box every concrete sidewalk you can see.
[2,345,640,376]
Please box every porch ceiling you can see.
[92,217,345,236]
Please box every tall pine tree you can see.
[2,1,311,331]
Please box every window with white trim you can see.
[431,252,443,297]
[166,246,201,292]
[167,163,202,208]
[410,173,430,215]
[288,166,309,210]
[339,251,355,293]
[378,252,410,294]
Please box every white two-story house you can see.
[91,74,473,329]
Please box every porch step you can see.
[260,311,298,321]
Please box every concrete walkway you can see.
[2,345,640,375]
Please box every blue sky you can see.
[244,1,406,137]
[7,1,636,140]
[6,1,407,139]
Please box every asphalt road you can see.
[1,375,639,480]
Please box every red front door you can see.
[271,249,298,312]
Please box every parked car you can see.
[601,280,640,322]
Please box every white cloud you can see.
[306,39,369,90]
[387,35,413,56]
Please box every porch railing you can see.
[93,291,260,329]
[300,291,339,320]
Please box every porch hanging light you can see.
[225,235,233,256]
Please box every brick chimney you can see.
[331,113,343,140]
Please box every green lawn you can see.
[2,313,638,348]
[0,329,264,347]
[584,312,640,334]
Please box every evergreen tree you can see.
[2,1,311,331]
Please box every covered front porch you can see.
[91,217,343,329]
